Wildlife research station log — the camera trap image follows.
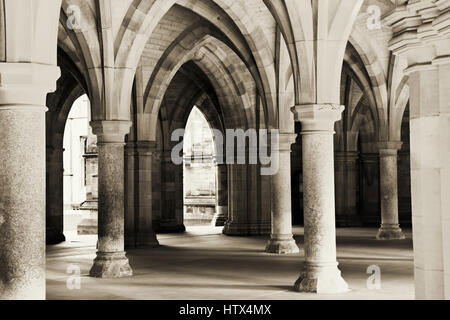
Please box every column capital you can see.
[277,133,298,152]
[291,104,344,133]
[90,121,132,144]
[0,63,60,107]
[378,141,403,156]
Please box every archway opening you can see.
[62,94,98,239]
[183,106,220,231]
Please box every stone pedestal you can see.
[89,252,133,279]
[335,151,361,227]
[213,163,228,226]
[292,104,349,294]
[266,133,299,254]
[89,121,133,278]
[376,142,405,240]
[0,63,60,299]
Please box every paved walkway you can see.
[46,227,414,300]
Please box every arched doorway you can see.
[62,94,99,238]
[183,106,221,230]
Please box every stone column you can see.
[89,121,133,278]
[359,153,381,225]
[376,142,405,240]
[135,141,159,247]
[407,64,450,299]
[213,163,228,227]
[385,2,450,299]
[223,164,247,235]
[292,104,349,294]
[0,63,60,299]
[266,133,299,254]
[160,151,186,233]
[125,142,137,248]
[46,145,66,244]
[151,150,163,230]
[334,151,361,227]
[223,155,271,236]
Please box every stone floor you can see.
[46,227,414,300]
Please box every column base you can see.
[294,262,349,294]
[265,236,299,254]
[89,252,133,278]
[223,220,271,236]
[46,229,66,245]
[376,224,406,240]
[136,232,160,248]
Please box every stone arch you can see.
[342,59,380,139]
[350,98,378,146]
[46,62,87,244]
[58,2,103,118]
[263,0,363,105]
[155,66,228,232]
[142,28,259,141]
[387,55,410,142]
[115,0,277,128]
[349,28,389,133]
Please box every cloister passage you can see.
[46,227,414,300]
[1,0,449,300]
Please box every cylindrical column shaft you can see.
[0,63,60,300]
[292,104,349,294]
[377,142,405,240]
[89,121,133,278]
[266,133,299,254]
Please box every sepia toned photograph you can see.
[0,0,449,308]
